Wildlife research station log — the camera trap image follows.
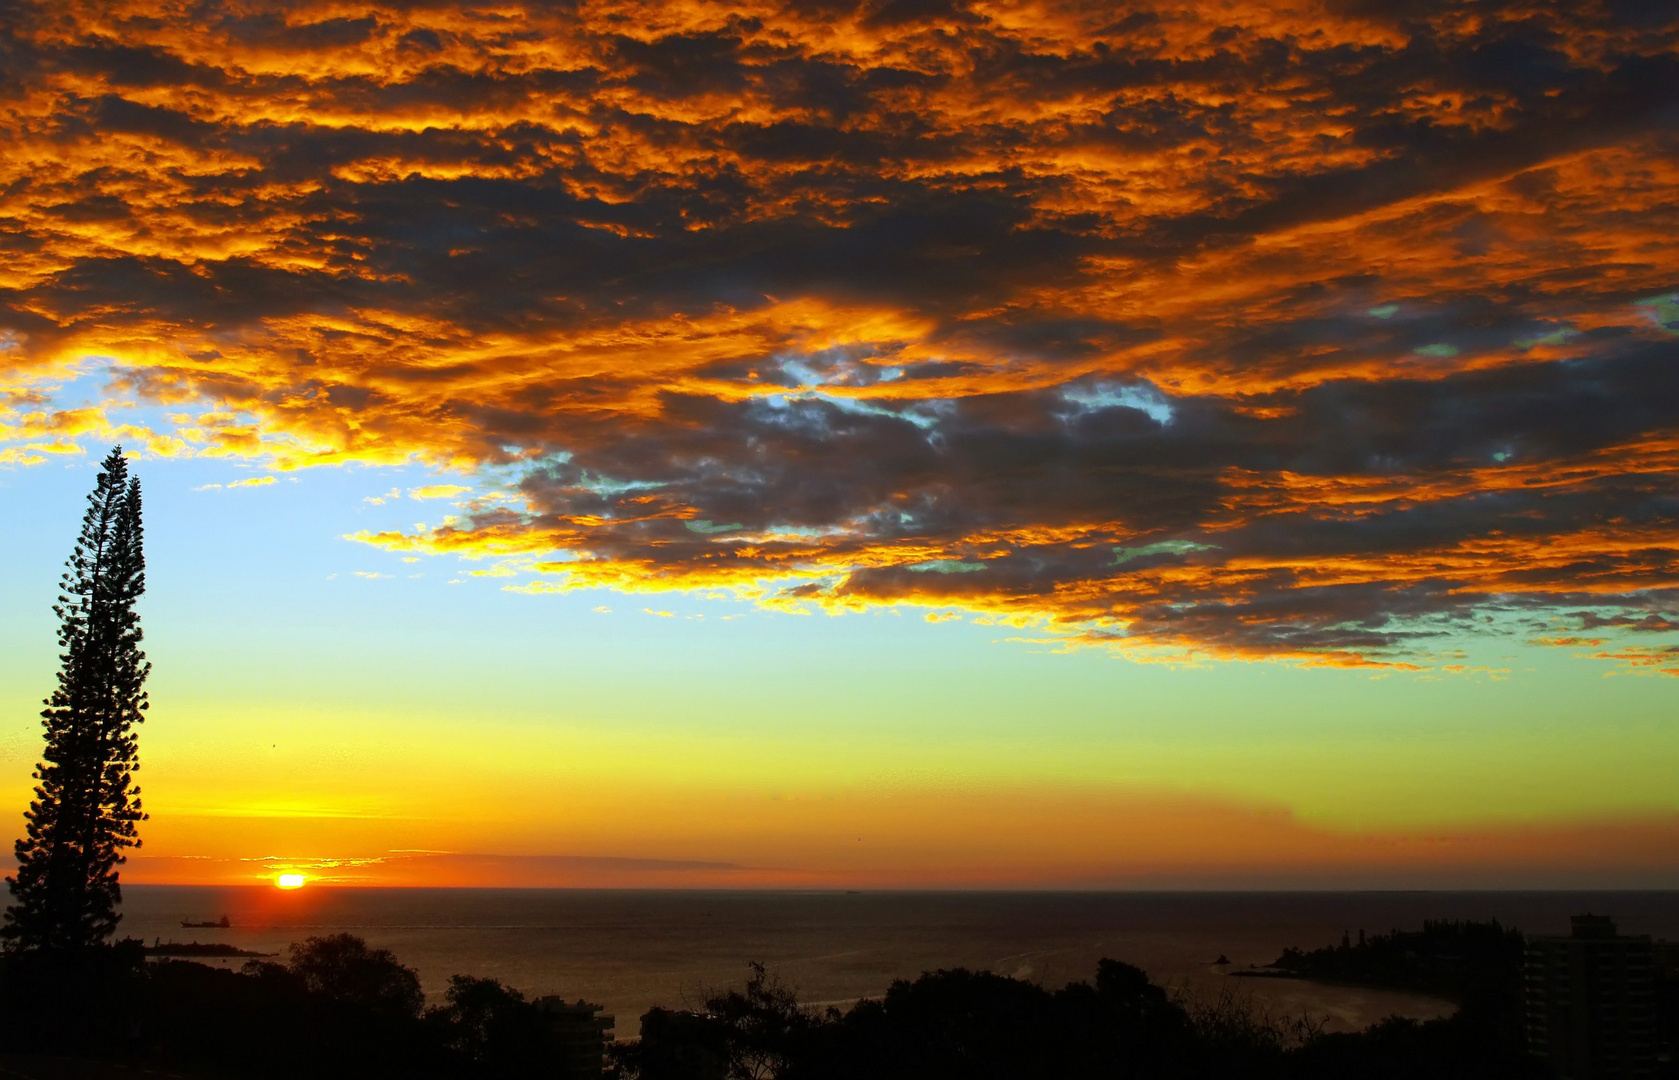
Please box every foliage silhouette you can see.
[142,951,451,1080]
[709,962,816,1080]
[281,932,426,1019]
[0,925,1566,1080]
[626,1006,732,1080]
[426,974,555,1077]
[622,955,1550,1080]
[0,938,148,1058]
[5,446,149,951]
[0,935,501,1078]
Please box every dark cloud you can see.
[2,0,1676,665]
[414,332,1672,658]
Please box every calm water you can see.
[119,888,1679,1036]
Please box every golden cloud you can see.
[0,0,1675,665]
[408,483,472,500]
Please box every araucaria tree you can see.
[4,446,149,950]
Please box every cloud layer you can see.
[124,810,1679,890]
[2,0,1677,665]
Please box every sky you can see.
[0,0,1676,889]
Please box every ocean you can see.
[120,888,1679,1036]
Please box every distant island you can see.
[145,940,274,958]
[1230,919,1524,1004]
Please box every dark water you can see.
[121,888,1679,1035]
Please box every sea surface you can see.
[120,888,1679,1036]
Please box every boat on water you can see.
[181,915,232,929]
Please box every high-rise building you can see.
[1526,914,1658,1079]
[1657,941,1679,1077]
[538,997,616,1080]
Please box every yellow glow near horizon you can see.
[276,873,306,889]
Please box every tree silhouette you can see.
[4,446,149,950]
[285,934,426,1019]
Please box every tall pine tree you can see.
[4,446,149,950]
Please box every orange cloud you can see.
[0,0,1675,666]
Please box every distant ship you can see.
[181,915,232,929]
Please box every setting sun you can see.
[276,874,306,889]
